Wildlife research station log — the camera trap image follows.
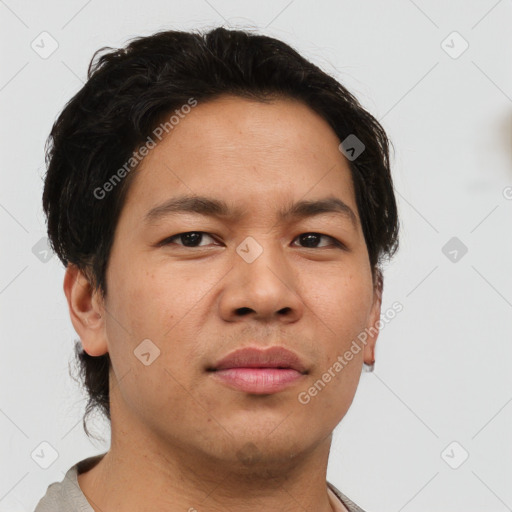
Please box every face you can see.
[66,95,381,473]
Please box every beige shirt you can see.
[34,453,366,512]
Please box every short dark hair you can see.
[42,26,399,437]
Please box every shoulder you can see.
[33,469,78,512]
[327,480,368,512]
[33,453,106,512]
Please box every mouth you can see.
[207,346,308,395]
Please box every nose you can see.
[218,238,304,324]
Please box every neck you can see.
[77,379,337,512]
[78,426,335,512]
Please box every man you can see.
[35,26,399,512]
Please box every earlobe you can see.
[63,264,108,357]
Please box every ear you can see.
[363,269,383,365]
[63,264,108,357]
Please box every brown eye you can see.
[159,231,218,247]
[292,232,344,249]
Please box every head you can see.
[43,27,399,464]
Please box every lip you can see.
[207,346,308,394]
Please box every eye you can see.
[292,232,346,249]
[157,231,346,250]
[158,231,219,248]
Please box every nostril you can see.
[235,307,253,316]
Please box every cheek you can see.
[105,261,214,387]
[107,260,198,341]
[103,267,205,426]
[299,267,371,414]
[296,350,362,431]
[308,266,373,343]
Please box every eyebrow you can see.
[144,194,358,228]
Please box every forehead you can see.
[121,95,358,223]
[166,94,342,155]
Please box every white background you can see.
[1,1,511,511]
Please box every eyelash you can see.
[158,231,346,250]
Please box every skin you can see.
[64,94,382,512]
